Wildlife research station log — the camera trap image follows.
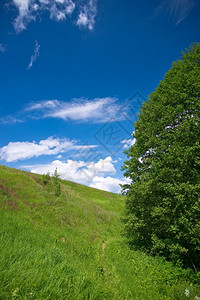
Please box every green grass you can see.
[0,165,199,299]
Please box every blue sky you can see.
[0,0,200,193]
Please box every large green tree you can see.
[122,43,200,271]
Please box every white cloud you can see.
[153,0,196,25]
[86,156,116,176]
[13,0,35,33]
[55,0,65,3]
[0,44,6,53]
[24,159,89,184]
[21,156,118,188]
[121,138,136,149]
[12,0,98,33]
[77,0,97,30]
[0,116,23,124]
[21,155,130,193]
[12,0,76,32]
[90,176,131,193]
[49,0,75,21]
[0,136,97,162]
[28,40,40,69]
[1,95,132,127]
[26,99,59,111]
[13,0,75,33]
[25,97,125,123]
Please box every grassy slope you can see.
[0,165,199,299]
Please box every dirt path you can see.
[101,240,110,282]
[24,174,44,187]
[0,184,18,198]
[102,241,107,251]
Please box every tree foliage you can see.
[122,43,200,271]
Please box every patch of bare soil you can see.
[0,184,18,198]
[24,174,44,187]
[102,241,107,251]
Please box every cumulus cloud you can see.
[21,155,127,193]
[77,0,97,30]
[86,156,116,176]
[152,0,196,25]
[90,176,131,193]
[0,136,97,162]
[22,156,115,184]
[25,97,125,123]
[23,159,91,184]
[12,0,98,33]
[0,44,6,53]
[28,40,40,69]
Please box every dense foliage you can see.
[122,43,200,271]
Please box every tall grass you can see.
[0,165,199,299]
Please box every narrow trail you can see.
[0,184,18,199]
[101,241,110,282]
[24,173,44,187]
[102,241,107,252]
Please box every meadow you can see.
[0,165,199,299]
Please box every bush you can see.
[42,172,51,185]
[52,168,61,197]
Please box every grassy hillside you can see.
[0,165,199,299]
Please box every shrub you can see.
[52,168,61,197]
[42,172,51,185]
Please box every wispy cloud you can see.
[0,44,6,53]
[0,136,97,162]
[77,0,97,30]
[49,0,75,21]
[25,97,126,123]
[13,0,36,33]
[12,0,98,33]
[0,96,131,125]
[151,0,196,25]
[0,116,23,125]
[120,138,136,149]
[28,40,40,69]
